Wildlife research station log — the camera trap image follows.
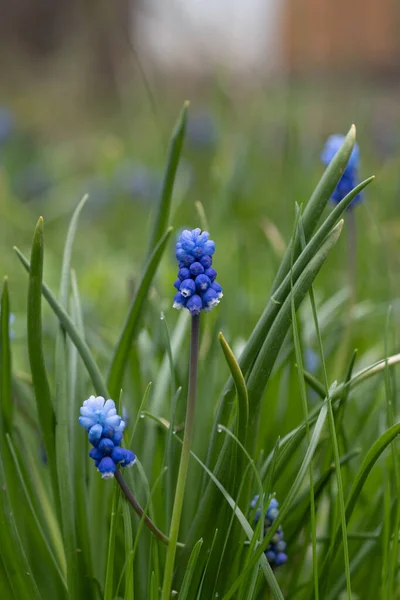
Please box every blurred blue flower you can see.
[0,108,15,146]
[251,495,288,568]
[114,161,161,202]
[79,395,135,479]
[304,348,319,374]
[321,135,362,207]
[173,229,223,315]
[15,164,52,201]
[186,111,218,149]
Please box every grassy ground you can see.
[1,78,400,599]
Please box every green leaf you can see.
[150,413,284,600]
[26,218,59,504]
[319,422,400,586]
[148,101,188,253]
[208,174,373,467]
[272,125,356,290]
[58,194,88,308]
[179,539,203,600]
[246,220,344,429]
[0,277,12,434]
[218,332,248,445]
[6,434,67,590]
[222,401,328,599]
[0,452,41,600]
[14,245,109,399]
[55,198,87,598]
[104,486,120,600]
[107,226,173,400]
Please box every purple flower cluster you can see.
[173,228,223,316]
[251,496,288,567]
[78,396,136,479]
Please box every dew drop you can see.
[217,425,222,433]
[140,412,146,419]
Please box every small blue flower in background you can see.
[250,495,288,567]
[321,135,362,207]
[186,111,218,149]
[79,395,136,479]
[15,164,53,201]
[0,108,15,147]
[173,229,223,316]
[114,161,161,202]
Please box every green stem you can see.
[162,314,200,599]
[114,469,174,546]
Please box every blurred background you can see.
[1,0,400,378]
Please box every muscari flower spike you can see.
[173,228,223,315]
[321,134,362,207]
[79,395,136,479]
[250,495,288,567]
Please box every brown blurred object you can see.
[0,0,136,105]
[284,0,400,76]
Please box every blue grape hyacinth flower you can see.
[173,228,223,315]
[79,396,136,479]
[321,134,362,207]
[251,495,288,567]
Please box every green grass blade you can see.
[246,220,344,427]
[148,101,188,253]
[179,539,203,600]
[319,422,400,584]
[0,277,12,434]
[0,452,41,600]
[272,124,356,291]
[222,401,328,600]
[14,245,109,398]
[58,194,88,307]
[196,529,219,600]
[218,332,248,445]
[104,486,120,600]
[209,176,373,462]
[55,331,78,598]
[150,414,284,600]
[107,226,173,400]
[290,208,319,600]
[299,209,351,600]
[122,499,134,600]
[6,434,67,590]
[26,218,59,505]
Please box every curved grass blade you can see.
[0,277,12,434]
[26,218,59,506]
[55,331,78,598]
[218,332,248,445]
[104,486,120,600]
[54,199,87,599]
[6,434,67,589]
[107,227,173,400]
[222,401,328,600]
[147,412,284,600]
[272,125,357,291]
[186,219,343,580]
[14,246,108,399]
[246,220,344,425]
[179,539,203,600]
[122,500,134,600]
[319,422,400,586]
[0,452,41,599]
[59,195,88,307]
[209,176,373,461]
[148,101,188,253]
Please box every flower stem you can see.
[161,314,200,599]
[115,469,174,546]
